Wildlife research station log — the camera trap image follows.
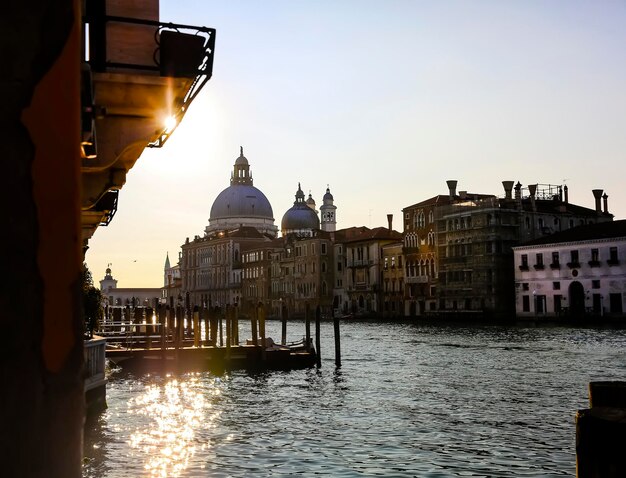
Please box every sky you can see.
[86,0,626,288]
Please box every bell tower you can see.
[320,186,337,232]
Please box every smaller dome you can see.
[281,184,320,234]
[306,192,316,207]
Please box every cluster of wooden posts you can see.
[98,301,341,368]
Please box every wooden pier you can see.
[97,304,317,372]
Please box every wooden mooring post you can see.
[233,305,239,345]
[202,307,210,345]
[576,381,626,477]
[259,304,266,361]
[281,304,287,345]
[218,308,224,347]
[193,306,200,347]
[225,305,231,357]
[305,303,311,351]
[251,303,258,347]
[333,310,341,368]
[315,305,321,368]
[158,304,166,358]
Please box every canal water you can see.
[83,320,626,477]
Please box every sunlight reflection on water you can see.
[84,322,626,477]
[118,375,221,477]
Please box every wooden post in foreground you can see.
[333,310,341,368]
[225,305,231,357]
[281,304,287,345]
[193,306,200,347]
[159,304,166,358]
[315,305,321,368]
[576,381,626,477]
[259,304,266,362]
[218,308,223,347]
[305,302,311,351]
[251,303,258,347]
[233,305,239,345]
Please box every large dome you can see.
[281,183,320,236]
[205,148,278,237]
[210,185,274,220]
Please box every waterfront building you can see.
[401,181,493,316]
[403,180,614,319]
[99,266,161,307]
[513,220,626,319]
[381,239,405,318]
[343,216,403,316]
[435,182,613,318]
[241,240,280,316]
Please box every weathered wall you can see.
[1,1,83,477]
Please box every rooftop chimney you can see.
[514,182,522,202]
[502,181,514,200]
[603,193,609,214]
[387,214,393,232]
[564,185,569,204]
[592,189,603,213]
[528,184,537,212]
[446,180,458,199]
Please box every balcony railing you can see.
[406,276,429,284]
[84,12,216,148]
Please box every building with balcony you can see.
[342,217,403,316]
[435,181,613,319]
[381,240,405,318]
[513,220,626,320]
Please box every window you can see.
[591,248,599,262]
[551,251,560,268]
[592,280,600,289]
[522,283,529,291]
[321,243,327,254]
[553,282,560,290]
[535,253,544,269]
[520,254,529,270]
[337,262,342,272]
[568,250,580,268]
[522,295,530,312]
[608,247,619,265]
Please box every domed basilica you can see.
[206,147,278,237]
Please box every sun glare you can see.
[164,115,178,133]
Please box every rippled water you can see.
[83,321,626,477]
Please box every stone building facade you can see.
[513,220,626,319]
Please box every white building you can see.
[513,220,626,320]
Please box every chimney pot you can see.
[446,180,458,199]
[502,181,514,200]
[387,214,393,232]
[603,193,609,214]
[592,189,603,212]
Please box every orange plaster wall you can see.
[21,2,82,373]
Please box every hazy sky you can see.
[86,0,626,288]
